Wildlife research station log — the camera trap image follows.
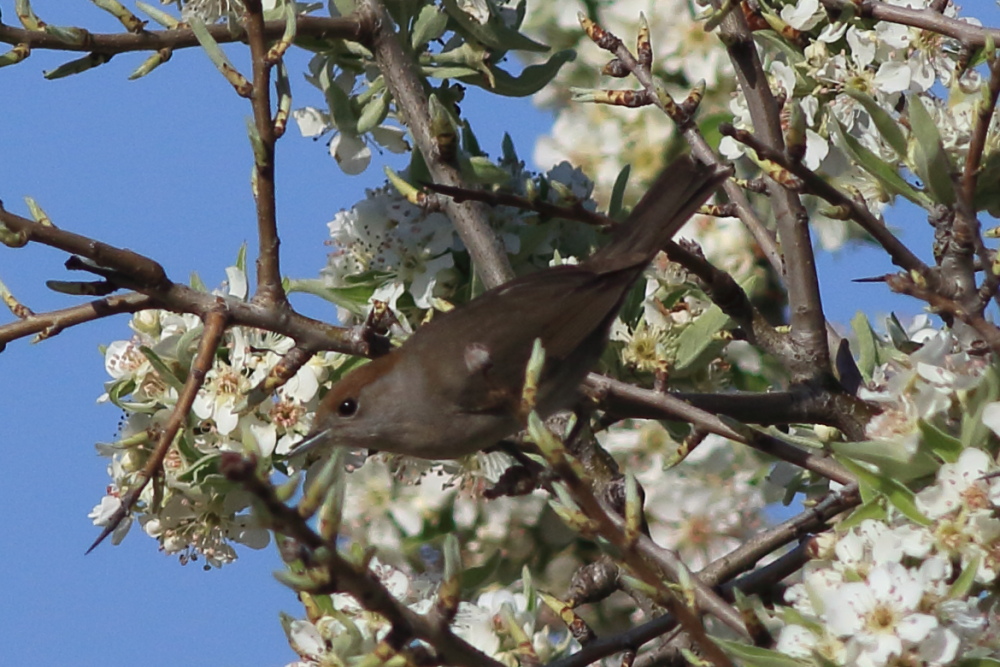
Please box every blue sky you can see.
[1,1,997,665]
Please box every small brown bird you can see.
[296,155,729,459]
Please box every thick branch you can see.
[355,0,514,288]
[0,206,373,355]
[714,1,831,380]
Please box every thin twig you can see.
[0,292,154,347]
[242,1,287,306]
[582,14,786,285]
[543,440,749,665]
[0,204,370,353]
[698,483,860,583]
[545,484,858,667]
[963,59,1000,313]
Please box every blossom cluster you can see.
[90,262,326,567]
[316,158,601,330]
[775,445,1000,666]
[765,314,1000,666]
[283,557,578,666]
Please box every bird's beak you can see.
[287,427,328,458]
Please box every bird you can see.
[294,154,730,460]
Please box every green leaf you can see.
[715,639,805,667]
[422,65,481,80]
[885,312,919,353]
[462,49,576,97]
[949,552,980,598]
[699,112,734,152]
[107,377,137,410]
[752,31,806,67]
[189,270,208,292]
[466,156,511,186]
[411,3,448,48]
[907,95,956,205]
[957,660,1000,667]
[831,438,938,482]
[672,305,730,377]
[323,68,357,134]
[175,325,206,371]
[850,311,880,380]
[174,439,212,477]
[441,0,549,53]
[918,419,962,463]
[285,278,379,316]
[331,0,355,16]
[234,242,247,273]
[500,132,518,164]
[453,123,478,159]
[608,165,631,220]
[843,87,908,158]
[961,366,1000,449]
[139,345,186,393]
[461,548,503,591]
[830,116,931,207]
[973,150,1000,215]
[837,456,931,525]
[751,423,825,450]
[355,89,390,134]
[839,496,888,530]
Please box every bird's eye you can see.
[337,398,359,417]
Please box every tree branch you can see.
[355,0,514,289]
[242,1,287,306]
[714,0,831,381]
[0,15,362,55]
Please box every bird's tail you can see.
[586,155,731,273]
